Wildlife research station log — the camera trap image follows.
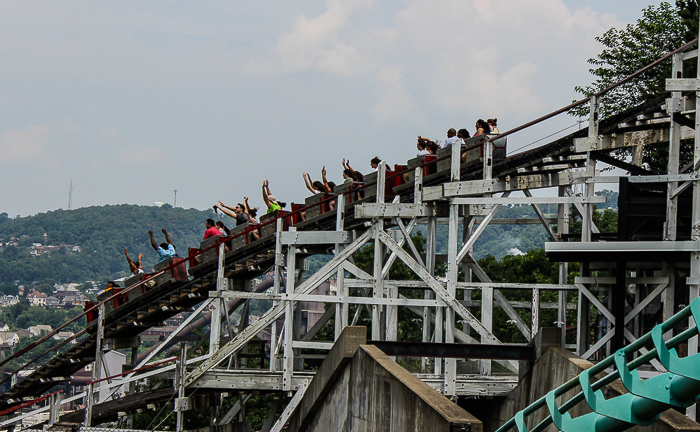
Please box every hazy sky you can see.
[0,0,667,217]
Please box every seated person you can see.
[124,248,144,276]
[404,138,433,182]
[321,166,337,210]
[303,172,329,194]
[457,128,470,143]
[426,141,440,154]
[462,121,490,162]
[216,221,232,252]
[351,171,364,201]
[262,180,285,214]
[443,128,459,147]
[474,119,490,136]
[244,197,261,241]
[487,118,499,134]
[416,136,432,156]
[342,157,355,175]
[203,218,222,240]
[215,201,252,226]
[149,228,177,262]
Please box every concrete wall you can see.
[287,326,481,432]
[465,347,700,432]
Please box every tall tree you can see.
[571,2,696,118]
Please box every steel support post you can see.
[334,196,347,340]
[372,162,386,341]
[665,52,683,241]
[84,302,105,426]
[283,229,297,391]
[210,243,226,356]
[422,215,437,373]
[557,185,570,346]
[445,203,459,394]
[270,218,284,372]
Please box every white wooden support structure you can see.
[335,195,347,340]
[283,228,297,391]
[84,301,105,427]
[210,243,226,356]
[48,391,62,426]
[372,161,386,341]
[175,342,188,432]
[270,218,284,372]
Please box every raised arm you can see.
[244,197,252,214]
[302,172,315,193]
[218,201,237,212]
[137,253,143,270]
[345,159,355,173]
[262,180,272,207]
[162,228,173,245]
[214,203,237,219]
[124,248,136,272]
[148,231,158,251]
[321,166,332,192]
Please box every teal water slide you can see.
[497,297,700,432]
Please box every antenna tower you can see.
[68,181,73,210]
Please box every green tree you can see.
[0,282,18,296]
[572,2,692,118]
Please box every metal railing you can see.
[496,296,700,432]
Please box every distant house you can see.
[53,331,75,342]
[46,296,60,307]
[27,291,47,307]
[0,295,19,307]
[15,329,31,339]
[0,332,20,346]
[28,325,52,336]
[0,324,9,332]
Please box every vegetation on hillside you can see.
[0,204,233,284]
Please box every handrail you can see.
[0,390,61,416]
[496,297,700,432]
[86,355,179,386]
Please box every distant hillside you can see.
[0,190,619,285]
[0,204,235,285]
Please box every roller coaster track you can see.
[1,36,699,430]
[0,93,670,406]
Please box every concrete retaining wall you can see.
[287,326,481,432]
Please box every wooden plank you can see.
[666,78,700,92]
[451,196,605,205]
[355,203,432,218]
